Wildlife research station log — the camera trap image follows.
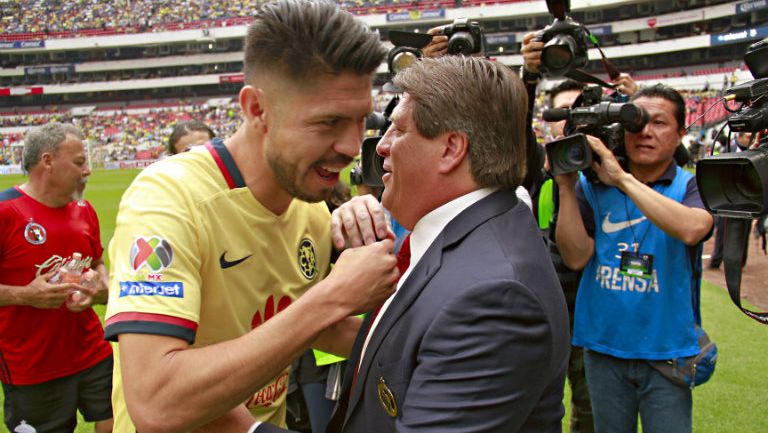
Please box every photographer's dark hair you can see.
[168,120,215,155]
[549,79,583,106]
[632,84,686,131]
[394,56,528,189]
[244,0,386,85]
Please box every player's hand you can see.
[587,135,629,186]
[331,194,391,249]
[23,272,78,309]
[65,289,93,313]
[326,238,399,315]
[423,26,449,58]
[521,32,544,74]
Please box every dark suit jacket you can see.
[259,189,569,433]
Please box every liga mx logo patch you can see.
[130,236,173,272]
[298,238,318,280]
[24,220,46,245]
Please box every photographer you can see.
[554,84,713,433]
[520,30,638,433]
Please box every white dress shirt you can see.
[357,187,498,369]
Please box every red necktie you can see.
[349,233,411,395]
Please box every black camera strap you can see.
[564,29,621,91]
[723,218,768,325]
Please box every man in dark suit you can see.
[314,55,571,433]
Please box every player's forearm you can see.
[617,175,713,245]
[0,283,23,306]
[91,262,109,305]
[556,184,594,270]
[191,405,255,433]
[123,281,349,433]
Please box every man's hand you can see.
[612,73,638,96]
[331,195,391,249]
[65,269,104,312]
[423,26,449,58]
[521,32,544,74]
[324,239,399,315]
[587,135,630,187]
[23,272,77,309]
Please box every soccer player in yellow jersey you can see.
[104,2,400,432]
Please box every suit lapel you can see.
[343,189,520,425]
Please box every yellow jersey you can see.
[105,139,331,432]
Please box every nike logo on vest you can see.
[601,212,647,234]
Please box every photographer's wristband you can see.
[520,67,542,84]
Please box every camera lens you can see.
[566,142,586,165]
[541,34,577,75]
[448,32,475,55]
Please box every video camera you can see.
[535,0,591,77]
[543,85,649,178]
[387,17,484,75]
[696,39,768,219]
[349,97,399,188]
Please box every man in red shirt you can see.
[0,123,113,433]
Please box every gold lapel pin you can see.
[377,377,398,417]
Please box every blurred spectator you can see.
[167,120,215,155]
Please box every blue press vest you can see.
[573,167,699,360]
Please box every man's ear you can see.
[40,151,54,171]
[437,131,469,174]
[239,85,267,130]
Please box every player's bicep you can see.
[118,333,190,401]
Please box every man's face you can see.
[548,89,581,140]
[737,132,753,149]
[50,134,91,201]
[264,71,373,203]
[377,93,443,229]
[624,96,684,170]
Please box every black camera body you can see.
[435,17,484,56]
[544,86,648,177]
[536,16,590,77]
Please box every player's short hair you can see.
[243,0,386,86]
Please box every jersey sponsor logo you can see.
[36,254,92,277]
[129,236,173,272]
[298,238,318,280]
[23,220,46,245]
[219,251,252,269]
[119,281,184,298]
[601,212,647,234]
[251,294,292,329]
[245,371,289,409]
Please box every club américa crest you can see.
[298,238,318,280]
[24,220,46,245]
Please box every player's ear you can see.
[239,85,267,130]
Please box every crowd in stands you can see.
[0,83,739,167]
[0,99,241,166]
[0,0,487,40]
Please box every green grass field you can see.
[0,169,767,433]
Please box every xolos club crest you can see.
[24,220,46,245]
